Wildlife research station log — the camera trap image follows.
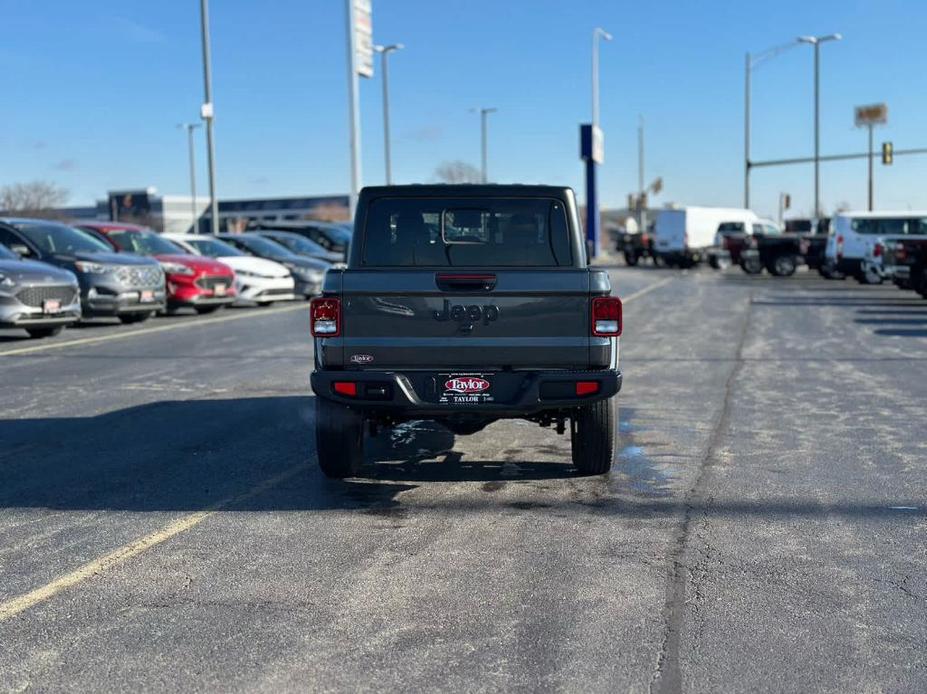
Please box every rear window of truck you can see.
[362,197,572,266]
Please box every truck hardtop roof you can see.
[359,184,574,198]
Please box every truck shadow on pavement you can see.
[2,395,924,520]
[0,395,591,516]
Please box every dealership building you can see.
[62,188,350,234]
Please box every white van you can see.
[653,207,759,267]
[827,211,927,284]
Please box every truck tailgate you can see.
[333,269,598,370]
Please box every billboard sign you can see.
[855,103,888,127]
[354,0,374,78]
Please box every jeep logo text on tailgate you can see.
[433,300,499,326]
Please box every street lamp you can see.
[198,0,219,234]
[591,27,612,130]
[373,43,404,185]
[178,123,202,232]
[472,107,497,183]
[797,33,842,218]
[744,39,802,208]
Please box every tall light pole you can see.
[473,107,497,183]
[178,123,201,232]
[584,27,611,259]
[744,40,802,209]
[198,0,219,235]
[374,43,403,185]
[798,33,842,218]
[592,27,612,131]
[638,115,645,232]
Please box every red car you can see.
[77,222,236,314]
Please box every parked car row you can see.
[0,218,345,339]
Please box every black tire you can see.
[570,395,617,475]
[315,397,365,478]
[914,270,927,298]
[119,312,153,324]
[770,254,798,277]
[25,325,63,339]
[623,250,640,267]
[741,256,763,275]
[818,262,846,280]
[856,265,883,285]
[195,305,223,315]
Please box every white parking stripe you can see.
[0,303,308,357]
[621,276,674,303]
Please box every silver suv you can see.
[0,243,81,338]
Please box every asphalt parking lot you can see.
[1,267,925,692]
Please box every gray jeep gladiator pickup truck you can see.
[310,184,623,478]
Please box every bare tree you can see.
[0,181,69,218]
[434,160,481,184]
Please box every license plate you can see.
[43,299,61,314]
[214,284,227,296]
[439,373,494,405]
[140,290,155,303]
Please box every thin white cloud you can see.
[108,16,166,44]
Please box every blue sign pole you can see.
[580,124,604,259]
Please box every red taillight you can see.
[310,297,341,337]
[575,381,600,396]
[873,243,883,258]
[592,296,622,336]
[333,381,357,397]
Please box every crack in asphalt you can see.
[650,288,755,694]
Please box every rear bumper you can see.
[311,369,622,417]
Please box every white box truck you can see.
[653,207,759,268]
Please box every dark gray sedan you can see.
[0,242,81,338]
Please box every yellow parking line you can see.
[0,463,308,622]
[0,303,308,357]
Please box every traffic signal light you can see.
[882,141,894,165]
[783,194,791,209]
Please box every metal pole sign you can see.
[354,0,374,78]
[855,103,888,126]
[580,124,604,259]
[855,104,886,212]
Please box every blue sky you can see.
[2,0,926,218]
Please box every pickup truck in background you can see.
[734,218,830,276]
[614,221,657,266]
[888,238,927,298]
[309,184,623,478]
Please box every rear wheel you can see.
[119,312,153,324]
[315,397,365,478]
[25,325,63,339]
[819,262,845,280]
[770,254,798,277]
[915,270,927,298]
[741,256,763,275]
[856,264,883,285]
[623,250,640,266]
[570,396,617,475]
